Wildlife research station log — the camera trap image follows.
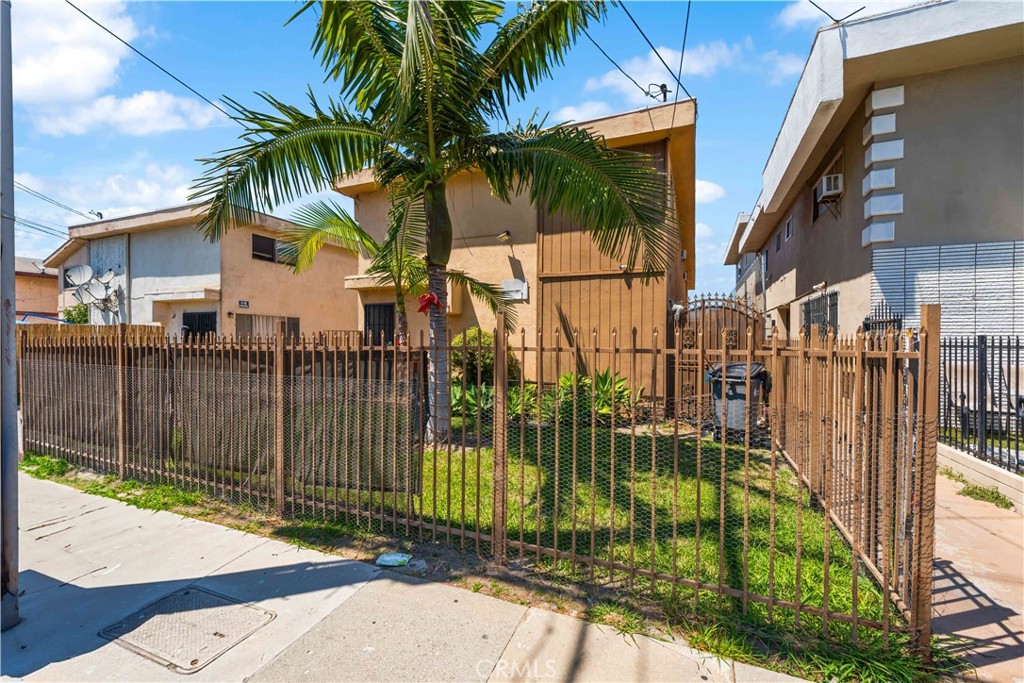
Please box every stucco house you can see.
[43,204,361,338]
[336,101,696,351]
[14,256,58,321]
[725,0,1024,338]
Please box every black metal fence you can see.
[939,335,1022,473]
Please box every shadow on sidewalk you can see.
[1,559,377,678]
[932,558,1024,672]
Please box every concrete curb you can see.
[937,443,1023,514]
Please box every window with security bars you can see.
[364,303,395,345]
[801,290,838,336]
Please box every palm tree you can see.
[277,198,514,344]
[190,1,674,441]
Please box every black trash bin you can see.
[704,362,771,442]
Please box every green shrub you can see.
[450,383,495,419]
[541,371,641,425]
[450,327,519,384]
[62,303,89,324]
[507,384,538,422]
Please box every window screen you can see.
[236,313,300,338]
[252,234,277,262]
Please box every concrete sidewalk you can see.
[2,474,798,683]
[932,475,1024,682]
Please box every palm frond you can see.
[189,93,386,240]
[295,1,403,113]
[477,124,674,272]
[277,200,379,274]
[478,1,605,117]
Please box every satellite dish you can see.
[73,287,94,305]
[83,281,107,303]
[96,269,115,284]
[64,264,93,287]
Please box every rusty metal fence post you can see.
[116,323,126,480]
[492,312,508,561]
[274,321,286,516]
[912,304,940,658]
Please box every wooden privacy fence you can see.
[17,306,940,655]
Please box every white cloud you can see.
[12,1,221,137]
[554,101,613,122]
[36,91,222,137]
[762,50,806,85]
[585,40,748,106]
[693,222,735,293]
[62,163,194,219]
[12,0,138,105]
[777,1,923,28]
[695,180,726,204]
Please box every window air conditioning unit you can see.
[818,173,843,200]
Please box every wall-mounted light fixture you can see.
[496,230,511,242]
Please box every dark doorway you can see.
[364,303,395,345]
[182,311,217,340]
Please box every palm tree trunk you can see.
[426,262,449,442]
[394,285,409,345]
[424,181,453,443]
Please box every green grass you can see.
[940,467,1015,509]
[585,600,645,636]
[20,455,202,511]
[939,426,1022,452]
[20,449,966,682]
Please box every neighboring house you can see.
[725,1,1024,339]
[43,204,361,338]
[14,256,58,321]
[335,101,696,355]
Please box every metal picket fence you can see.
[16,304,941,656]
[939,334,1022,473]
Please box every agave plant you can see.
[506,383,538,423]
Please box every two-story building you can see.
[726,1,1023,338]
[336,101,697,353]
[43,204,361,337]
[14,256,58,322]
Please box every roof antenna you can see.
[808,0,865,24]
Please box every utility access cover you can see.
[99,586,275,674]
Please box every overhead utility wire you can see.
[620,2,692,101]
[670,0,693,129]
[64,0,235,122]
[582,29,657,102]
[13,181,94,221]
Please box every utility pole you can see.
[0,0,19,631]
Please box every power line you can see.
[582,29,657,102]
[64,0,235,123]
[671,0,693,129]
[619,2,692,101]
[12,181,93,221]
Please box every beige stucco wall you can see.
[219,225,361,336]
[753,55,1024,338]
[351,172,540,342]
[15,273,58,318]
[757,87,873,338]
[879,55,1023,247]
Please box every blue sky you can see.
[10,0,918,292]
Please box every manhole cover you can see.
[99,586,275,674]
